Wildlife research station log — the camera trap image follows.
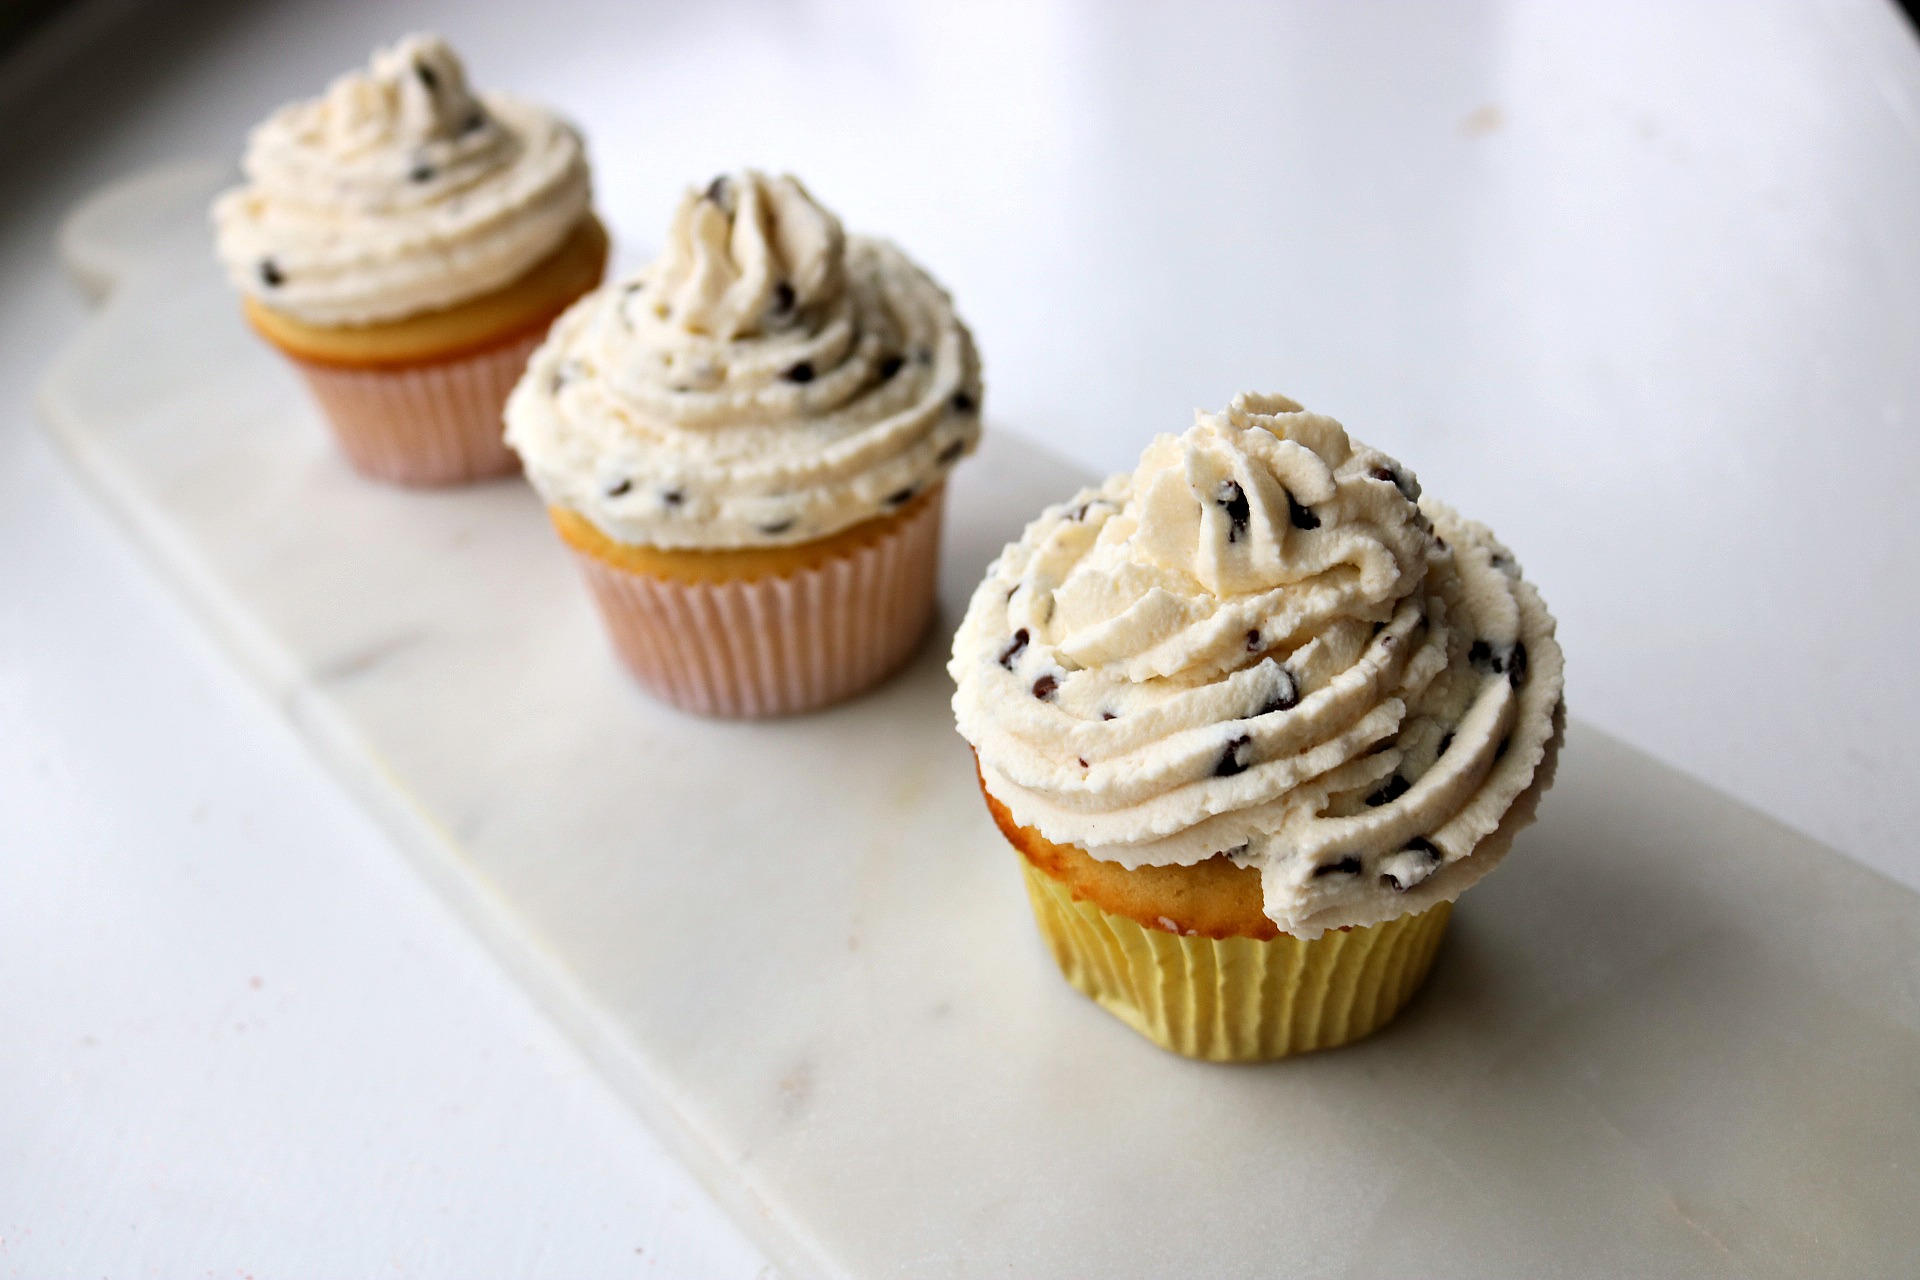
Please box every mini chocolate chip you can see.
[258,258,284,287]
[885,487,916,506]
[1215,734,1253,777]
[877,354,905,381]
[759,518,796,535]
[415,63,439,92]
[1313,855,1364,878]
[661,488,685,507]
[1434,535,1448,551]
[785,361,815,383]
[605,478,632,497]
[1254,667,1299,717]
[1101,711,1117,721]
[950,390,976,414]
[936,440,965,465]
[1214,480,1250,543]
[1369,464,1399,485]
[999,629,1029,669]
[1077,757,1089,768]
[1405,836,1441,862]
[1246,629,1262,653]
[1507,641,1529,688]
[1437,732,1454,756]
[410,162,435,183]
[1032,674,1059,700]
[1366,774,1411,807]
[772,281,795,313]
[1495,735,1511,760]
[1287,490,1320,530]
[460,110,486,134]
[1068,504,1090,521]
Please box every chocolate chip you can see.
[1215,734,1253,777]
[772,281,795,313]
[759,518,796,535]
[936,440,965,465]
[784,361,815,384]
[1252,667,1299,717]
[1068,504,1090,521]
[885,487,916,506]
[661,488,685,507]
[1434,536,1448,551]
[1405,836,1441,862]
[1287,490,1320,530]
[1032,674,1059,700]
[950,390,976,414]
[258,258,284,287]
[1101,711,1117,721]
[1214,480,1249,543]
[1366,774,1411,807]
[1437,732,1454,756]
[1369,464,1399,486]
[1246,629,1262,653]
[1507,641,1529,688]
[410,162,435,183]
[1077,757,1089,768]
[999,629,1029,669]
[415,63,439,92]
[1313,855,1364,879]
[605,478,632,497]
[878,353,903,380]
[460,111,486,134]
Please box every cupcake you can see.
[951,394,1564,1061]
[506,170,982,717]
[213,33,605,486]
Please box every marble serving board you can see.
[41,164,1920,1279]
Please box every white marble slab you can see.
[40,163,1920,1279]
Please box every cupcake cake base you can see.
[554,486,946,718]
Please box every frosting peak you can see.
[951,395,1563,938]
[213,33,593,325]
[505,170,982,550]
[649,172,845,341]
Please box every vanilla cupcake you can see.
[951,394,1564,1061]
[506,170,982,717]
[213,34,605,486]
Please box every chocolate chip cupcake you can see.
[213,33,605,485]
[951,394,1564,1061]
[506,170,982,717]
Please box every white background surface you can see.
[5,0,1920,1275]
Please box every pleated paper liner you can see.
[285,328,543,487]
[1019,855,1452,1062]
[561,487,945,718]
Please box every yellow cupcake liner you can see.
[1018,859,1451,1062]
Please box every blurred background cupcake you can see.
[951,393,1564,1061]
[213,33,605,486]
[506,169,982,718]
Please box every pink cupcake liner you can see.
[287,329,546,487]
[568,490,945,718]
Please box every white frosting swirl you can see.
[212,33,593,326]
[505,170,982,549]
[951,394,1564,937]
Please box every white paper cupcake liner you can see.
[287,330,545,487]
[568,490,945,718]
